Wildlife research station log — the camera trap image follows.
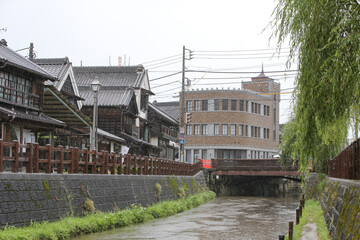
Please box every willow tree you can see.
[271,0,360,173]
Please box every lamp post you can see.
[91,77,101,152]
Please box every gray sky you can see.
[0,0,297,123]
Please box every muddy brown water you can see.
[73,195,299,240]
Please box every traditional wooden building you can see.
[148,102,179,160]
[74,65,158,156]
[33,57,125,151]
[0,42,66,144]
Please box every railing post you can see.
[0,139,3,172]
[132,155,137,175]
[117,153,123,175]
[83,149,89,174]
[144,156,149,175]
[289,221,293,240]
[12,140,19,173]
[57,145,64,174]
[73,147,79,173]
[103,151,109,174]
[296,208,300,225]
[26,143,33,173]
[45,144,52,173]
[68,147,74,174]
[33,143,39,173]
[124,154,130,175]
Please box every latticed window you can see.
[0,71,34,106]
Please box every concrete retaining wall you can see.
[0,172,207,227]
[306,173,360,240]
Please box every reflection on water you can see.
[73,195,299,240]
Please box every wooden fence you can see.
[0,140,201,176]
[329,138,360,180]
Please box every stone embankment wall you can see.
[0,172,207,227]
[305,173,360,240]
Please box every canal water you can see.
[74,195,300,240]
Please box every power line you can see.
[194,47,291,53]
[140,53,182,65]
[152,80,180,89]
[187,69,299,74]
[144,56,182,67]
[147,60,182,70]
[149,71,182,82]
[193,55,294,60]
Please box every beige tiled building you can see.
[181,70,280,163]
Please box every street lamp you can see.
[91,77,101,152]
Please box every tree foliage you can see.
[272,0,360,173]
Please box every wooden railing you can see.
[329,138,360,180]
[0,140,202,176]
[211,158,298,172]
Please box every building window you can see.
[258,127,260,138]
[0,71,34,107]
[267,128,270,139]
[194,150,200,162]
[222,124,228,135]
[246,101,249,112]
[264,128,267,139]
[231,124,236,135]
[255,103,258,114]
[251,126,255,137]
[239,100,244,111]
[202,100,208,111]
[186,150,192,163]
[267,106,270,116]
[231,99,237,111]
[245,125,248,136]
[202,150,208,160]
[194,124,200,135]
[202,124,208,135]
[239,124,243,136]
[214,124,219,135]
[251,102,254,113]
[186,100,192,111]
[214,99,220,110]
[222,99,228,111]
[264,105,267,116]
[186,125,192,135]
[194,100,200,111]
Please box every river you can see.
[73,195,299,240]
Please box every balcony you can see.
[0,86,40,110]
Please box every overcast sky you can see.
[0,0,297,123]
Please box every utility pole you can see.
[29,43,34,60]
[180,46,186,162]
[180,46,193,162]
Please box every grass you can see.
[286,199,329,240]
[0,191,216,240]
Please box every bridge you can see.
[210,158,300,178]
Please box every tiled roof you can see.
[0,44,56,80]
[153,101,179,121]
[148,102,178,125]
[33,58,71,87]
[97,128,125,143]
[73,65,145,88]
[0,107,66,127]
[78,87,134,107]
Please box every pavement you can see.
[299,223,319,240]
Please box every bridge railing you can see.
[0,140,201,176]
[329,138,360,180]
[211,158,298,172]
